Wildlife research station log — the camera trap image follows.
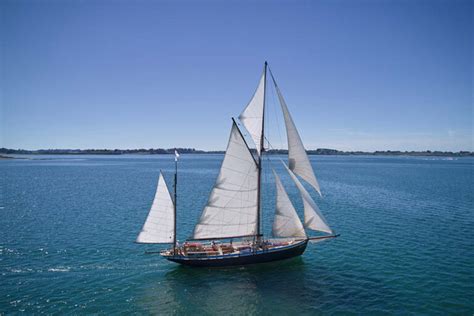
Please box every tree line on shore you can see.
[1,147,472,157]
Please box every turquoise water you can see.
[1,154,473,314]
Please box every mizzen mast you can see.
[173,149,179,254]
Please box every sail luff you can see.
[282,162,333,234]
[272,169,306,238]
[136,172,175,244]
[270,71,322,196]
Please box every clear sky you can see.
[1,0,472,151]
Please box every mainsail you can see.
[272,170,306,238]
[238,67,265,155]
[192,122,259,240]
[283,162,333,234]
[136,172,175,243]
[272,75,321,196]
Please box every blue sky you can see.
[1,0,472,151]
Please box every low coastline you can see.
[1,148,472,157]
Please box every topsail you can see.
[238,67,266,155]
[136,172,175,244]
[272,76,321,196]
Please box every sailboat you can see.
[136,62,339,267]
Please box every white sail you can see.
[283,162,332,234]
[136,172,175,243]
[274,81,321,196]
[238,68,265,155]
[192,122,259,240]
[272,170,306,238]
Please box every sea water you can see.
[1,155,473,314]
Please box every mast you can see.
[173,148,178,254]
[256,61,267,241]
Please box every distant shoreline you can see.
[1,148,472,157]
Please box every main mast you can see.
[256,61,267,242]
[173,149,178,254]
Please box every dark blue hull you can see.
[164,240,308,267]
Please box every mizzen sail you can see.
[136,172,175,243]
[283,162,332,234]
[272,75,321,196]
[192,122,259,240]
[238,67,265,155]
[272,170,306,238]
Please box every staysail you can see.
[272,170,306,238]
[136,172,175,243]
[271,75,321,196]
[192,122,259,240]
[238,66,265,155]
[283,162,332,234]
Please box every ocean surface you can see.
[1,154,473,314]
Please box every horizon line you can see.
[1,147,472,154]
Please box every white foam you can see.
[48,267,71,272]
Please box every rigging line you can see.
[267,65,289,156]
[262,81,280,170]
[269,72,285,150]
[261,137,279,183]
